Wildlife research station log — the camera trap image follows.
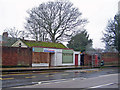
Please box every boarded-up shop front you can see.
[32,47,56,67]
[32,52,50,66]
[32,47,49,66]
[62,49,74,65]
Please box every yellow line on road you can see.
[25,77,32,78]
[40,73,49,74]
[0,78,14,80]
[3,73,41,76]
[45,75,54,77]
[61,74,69,76]
[0,78,3,80]
[86,71,93,73]
[2,72,55,76]
[2,73,33,76]
[52,72,58,73]
[25,76,36,78]
[0,75,7,76]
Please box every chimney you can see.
[22,37,24,40]
[2,32,8,37]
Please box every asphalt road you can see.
[15,73,118,88]
[1,67,119,89]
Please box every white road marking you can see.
[86,73,118,80]
[38,82,42,84]
[98,73,118,78]
[33,79,68,85]
[39,78,87,85]
[32,73,118,86]
[31,73,118,87]
[89,83,115,88]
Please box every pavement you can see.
[1,65,118,72]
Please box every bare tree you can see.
[25,0,87,42]
[4,27,28,39]
[25,19,48,41]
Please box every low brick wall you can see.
[101,52,118,66]
[84,52,119,66]
[2,46,32,67]
[84,54,92,66]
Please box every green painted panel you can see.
[62,53,73,63]
[33,47,43,52]
[62,49,73,54]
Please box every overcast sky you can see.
[0,0,119,49]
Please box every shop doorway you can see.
[49,53,55,67]
[80,54,84,66]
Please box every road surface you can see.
[1,67,119,89]
[15,73,119,88]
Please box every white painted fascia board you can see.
[12,39,20,46]
[74,51,80,54]
[12,39,27,47]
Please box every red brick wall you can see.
[84,54,92,66]
[101,52,118,65]
[83,53,119,66]
[2,46,32,66]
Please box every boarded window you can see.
[32,52,49,63]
